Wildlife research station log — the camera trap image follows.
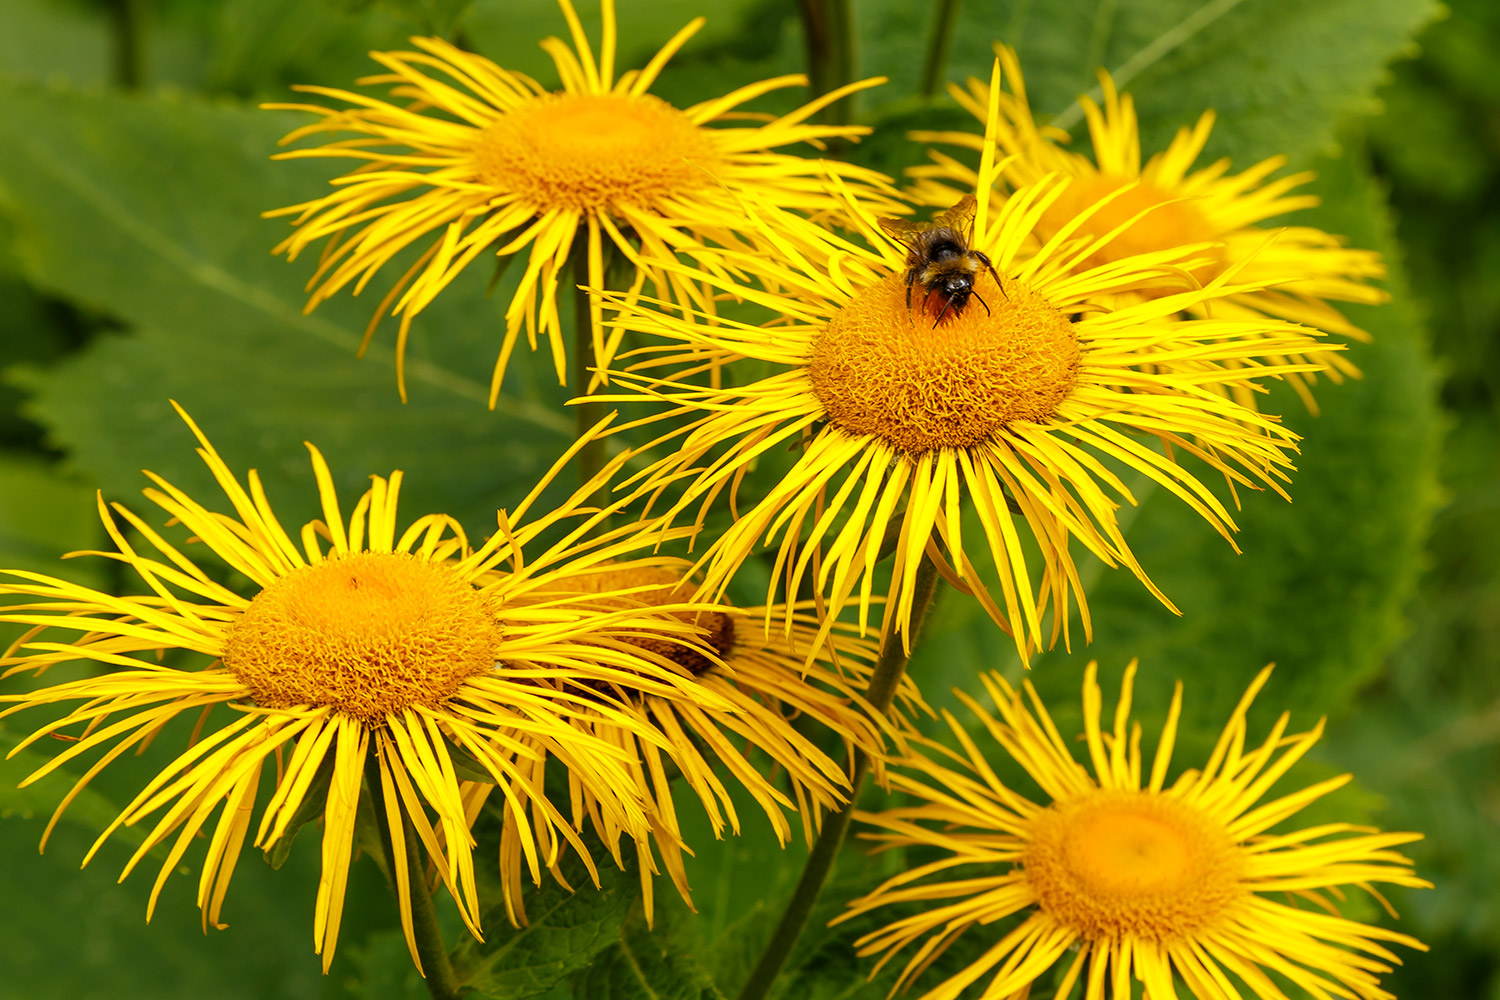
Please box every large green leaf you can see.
[568,906,726,1000]
[0,727,134,843]
[0,453,101,582]
[0,81,578,537]
[0,452,106,657]
[854,0,1437,178]
[0,765,403,999]
[0,0,109,88]
[451,840,634,1000]
[465,0,774,89]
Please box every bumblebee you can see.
[878,194,1004,326]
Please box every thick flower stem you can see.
[797,0,857,127]
[107,0,146,90]
[366,755,464,1000]
[571,246,609,508]
[919,0,963,98]
[735,556,943,1000]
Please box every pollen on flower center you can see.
[473,92,720,212]
[1043,174,1221,270]
[224,553,500,722]
[1022,790,1244,941]
[566,565,736,676]
[808,272,1080,454]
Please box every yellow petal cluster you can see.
[841,663,1428,999]
[264,0,902,405]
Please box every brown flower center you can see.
[807,272,1080,454]
[223,553,499,723]
[561,565,735,676]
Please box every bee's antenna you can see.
[933,292,960,327]
[977,251,1008,301]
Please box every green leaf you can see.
[0,0,109,88]
[0,778,402,998]
[854,0,1437,170]
[0,453,102,582]
[0,81,577,538]
[342,928,435,1000]
[261,750,334,870]
[0,726,139,846]
[757,886,892,1000]
[326,0,477,37]
[1095,0,1439,163]
[0,451,107,657]
[452,838,634,1000]
[672,783,818,976]
[157,0,422,100]
[463,0,775,90]
[569,905,726,1000]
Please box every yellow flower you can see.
[0,405,736,972]
[263,0,901,405]
[596,62,1331,665]
[909,45,1385,412]
[469,562,930,916]
[840,662,1428,1000]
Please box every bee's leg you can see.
[972,289,992,316]
[975,251,1007,300]
[905,271,917,312]
[933,291,959,327]
[920,283,939,317]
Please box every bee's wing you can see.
[933,194,978,239]
[877,216,931,250]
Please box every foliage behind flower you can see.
[0,0,1462,995]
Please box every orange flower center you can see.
[473,92,720,212]
[1041,173,1222,271]
[223,553,500,723]
[1022,790,1244,941]
[808,272,1080,454]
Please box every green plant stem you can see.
[571,244,609,507]
[107,0,146,90]
[366,755,464,1000]
[797,0,857,127]
[919,0,963,98]
[735,556,943,1000]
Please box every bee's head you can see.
[941,272,974,295]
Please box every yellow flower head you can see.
[909,44,1386,412]
[263,0,901,405]
[0,405,739,972]
[595,61,1331,665]
[840,662,1428,1000]
[467,562,931,918]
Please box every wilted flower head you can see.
[467,561,929,916]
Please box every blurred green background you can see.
[0,0,1493,997]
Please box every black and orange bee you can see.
[878,194,1005,325]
